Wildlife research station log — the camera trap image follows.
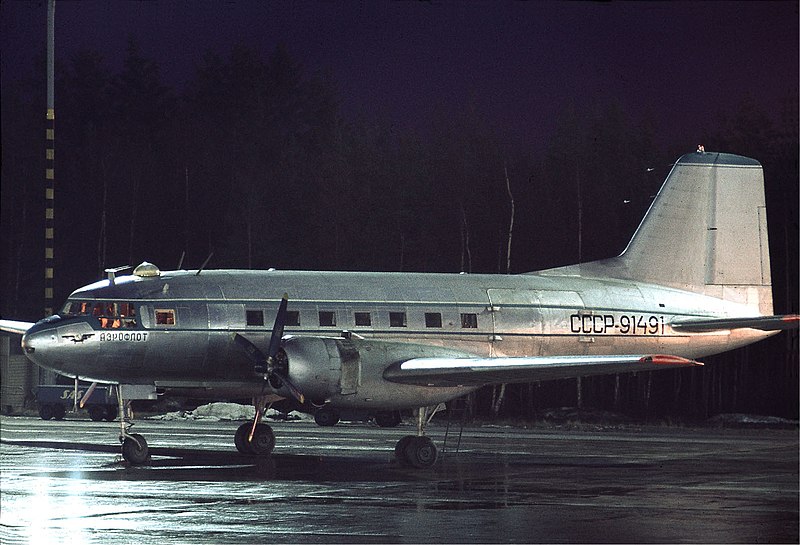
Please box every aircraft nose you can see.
[21,323,59,366]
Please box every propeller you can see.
[232,294,305,404]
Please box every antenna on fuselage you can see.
[105,265,131,285]
[195,252,214,276]
[177,250,185,270]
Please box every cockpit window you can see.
[62,300,138,328]
[61,301,93,315]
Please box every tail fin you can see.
[560,152,774,314]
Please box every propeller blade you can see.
[232,333,268,373]
[268,293,289,358]
[271,370,305,405]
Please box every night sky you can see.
[2,0,797,152]
[0,1,798,419]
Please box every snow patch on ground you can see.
[707,413,798,429]
[147,402,310,422]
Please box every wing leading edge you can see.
[383,354,702,387]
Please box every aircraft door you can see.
[486,289,544,357]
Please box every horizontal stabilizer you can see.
[384,354,702,387]
[0,320,34,335]
[671,314,800,333]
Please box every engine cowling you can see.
[281,336,350,403]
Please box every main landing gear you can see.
[234,395,277,456]
[394,405,440,469]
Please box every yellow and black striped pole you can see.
[45,108,55,316]
[45,0,55,317]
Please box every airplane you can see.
[1,150,797,468]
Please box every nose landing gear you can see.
[117,386,150,465]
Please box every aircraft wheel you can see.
[250,424,276,456]
[51,404,66,421]
[234,422,254,454]
[374,411,402,428]
[404,436,437,469]
[88,405,105,422]
[314,407,339,427]
[122,433,149,465]
[394,435,416,467]
[38,404,54,420]
[103,405,118,422]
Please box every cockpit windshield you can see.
[61,300,138,329]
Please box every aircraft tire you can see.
[103,405,118,422]
[51,404,66,421]
[394,435,416,467]
[314,407,339,427]
[38,404,54,420]
[404,436,437,469]
[374,411,402,428]
[122,434,149,465]
[88,405,105,422]
[250,424,276,456]
[234,422,254,454]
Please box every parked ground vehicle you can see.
[36,384,118,421]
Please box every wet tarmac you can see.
[1,415,797,544]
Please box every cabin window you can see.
[319,311,336,327]
[425,312,442,328]
[389,312,407,327]
[354,312,371,326]
[461,313,478,328]
[155,309,176,326]
[246,310,264,326]
[286,311,300,327]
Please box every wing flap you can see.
[384,354,702,387]
[671,314,799,333]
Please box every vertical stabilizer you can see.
[562,152,774,314]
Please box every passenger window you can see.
[354,312,371,327]
[425,312,442,328]
[389,312,407,327]
[246,310,264,326]
[461,313,478,328]
[155,309,176,326]
[286,311,300,327]
[319,311,336,327]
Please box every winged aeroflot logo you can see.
[61,333,95,343]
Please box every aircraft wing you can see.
[0,320,34,335]
[384,354,701,387]
[670,314,800,333]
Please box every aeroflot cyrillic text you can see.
[569,314,664,335]
[99,332,149,342]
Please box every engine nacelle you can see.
[282,336,351,403]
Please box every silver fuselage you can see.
[20,267,772,409]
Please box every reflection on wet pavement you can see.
[1,417,797,543]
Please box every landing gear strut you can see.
[394,405,440,468]
[117,385,149,465]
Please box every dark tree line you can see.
[2,42,797,420]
